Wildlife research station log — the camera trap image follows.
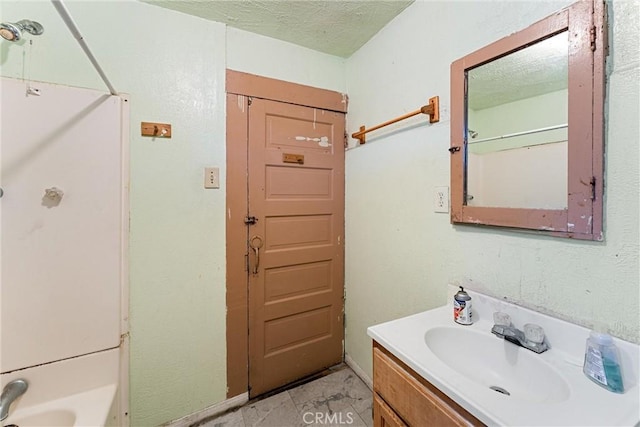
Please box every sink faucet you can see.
[491,313,548,354]
[0,379,28,421]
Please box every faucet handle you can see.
[524,323,545,344]
[493,311,511,326]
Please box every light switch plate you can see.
[204,167,219,189]
[434,186,449,213]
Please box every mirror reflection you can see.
[466,31,568,209]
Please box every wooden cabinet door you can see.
[373,345,483,426]
[374,393,408,427]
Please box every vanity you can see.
[367,286,640,427]
[372,342,482,427]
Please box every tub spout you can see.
[0,379,28,421]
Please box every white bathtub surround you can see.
[368,285,640,426]
[0,78,129,426]
[0,349,120,427]
[0,79,124,372]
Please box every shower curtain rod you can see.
[51,0,118,95]
[469,123,568,144]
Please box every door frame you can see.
[225,70,348,397]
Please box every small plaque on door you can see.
[283,153,304,164]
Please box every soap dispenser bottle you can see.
[583,331,624,393]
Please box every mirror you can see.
[450,0,605,240]
[467,32,568,210]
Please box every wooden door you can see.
[247,98,345,397]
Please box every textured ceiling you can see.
[468,32,569,110]
[141,0,414,58]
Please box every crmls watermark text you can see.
[302,411,355,424]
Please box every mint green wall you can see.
[344,0,639,381]
[226,26,347,93]
[0,1,345,425]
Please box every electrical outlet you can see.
[204,167,219,189]
[434,186,449,213]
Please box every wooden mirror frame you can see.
[450,0,606,240]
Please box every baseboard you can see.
[345,353,372,390]
[163,392,249,427]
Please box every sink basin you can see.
[424,326,570,403]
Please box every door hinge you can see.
[248,96,253,106]
[344,131,348,148]
[590,176,596,200]
[590,25,597,51]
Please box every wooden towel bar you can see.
[352,96,440,144]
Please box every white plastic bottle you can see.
[583,331,624,393]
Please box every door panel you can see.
[264,261,332,302]
[248,98,345,397]
[266,166,333,199]
[266,215,332,249]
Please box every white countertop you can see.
[367,286,640,426]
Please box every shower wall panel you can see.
[0,78,124,373]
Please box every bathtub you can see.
[1,349,121,427]
[3,384,117,427]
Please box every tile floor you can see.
[194,365,373,427]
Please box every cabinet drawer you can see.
[373,346,480,427]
